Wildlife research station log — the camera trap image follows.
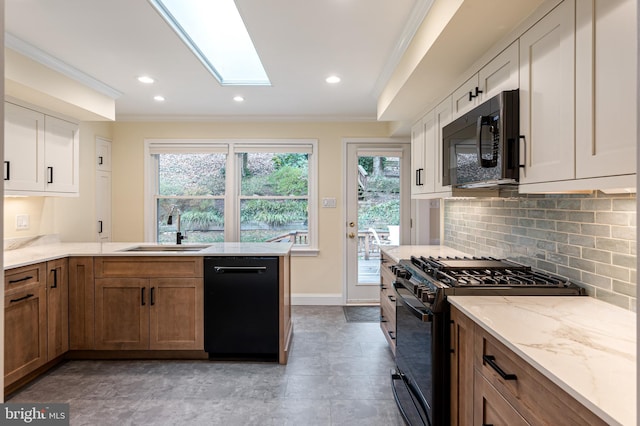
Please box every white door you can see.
[345,141,410,304]
[96,138,112,242]
[4,102,45,192]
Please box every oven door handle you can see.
[393,282,433,322]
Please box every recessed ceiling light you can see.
[326,75,341,84]
[154,95,165,102]
[233,96,244,102]
[138,75,155,84]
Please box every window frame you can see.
[144,138,319,255]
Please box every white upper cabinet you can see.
[478,41,519,101]
[96,136,112,172]
[518,1,575,185]
[451,42,520,120]
[5,101,80,196]
[433,97,452,194]
[411,118,426,196]
[575,0,636,180]
[4,102,45,192]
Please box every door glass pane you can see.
[357,155,400,283]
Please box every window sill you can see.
[291,248,319,257]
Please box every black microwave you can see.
[442,89,519,188]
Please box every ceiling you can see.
[5,0,426,123]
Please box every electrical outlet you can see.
[322,197,337,208]
[16,214,30,230]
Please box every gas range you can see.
[390,255,585,313]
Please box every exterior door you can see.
[345,141,410,304]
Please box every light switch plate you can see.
[16,214,30,230]
[322,197,337,208]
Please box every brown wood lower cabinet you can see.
[94,257,204,351]
[46,258,69,360]
[379,252,396,354]
[4,263,48,387]
[450,305,607,426]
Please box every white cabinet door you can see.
[479,41,519,101]
[4,102,45,192]
[44,115,79,193]
[519,1,575,185]
[411,119,426,196]
[96,137,112,172]
[422,110,436,194]
[434,97,453,193]
[575,0,636,179]
[451,75,479,120]
[96,170,112,242]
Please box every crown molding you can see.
[5,33,123,99]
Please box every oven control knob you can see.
[421,291,436,304]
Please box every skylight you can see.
[149,0,270,86]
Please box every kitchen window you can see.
[144,139,318,253]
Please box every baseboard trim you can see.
[292,293,343,305]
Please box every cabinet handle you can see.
[380,315,387,323]
[98,220,103,234]
[469,86,483,101]
[519,135,527,169]
[388,331,396,340]
[98,156,104,165]
[150,287,155,306]
[141,287,146,306]
[387,295,396,302]
[8,275,33,284]
[4,161,9,181]
[10,294,34,303]
[483,355,517,381]
[47,166,54,184]
[50,268,57,288]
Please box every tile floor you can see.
[7,306,404,426]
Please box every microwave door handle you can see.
[476,116,498,168]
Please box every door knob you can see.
[348,232,355,239]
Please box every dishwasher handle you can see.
[213,266,267,274]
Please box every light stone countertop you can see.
[381,245,469,263]
[448,295,636,426]
[4,241,293,270]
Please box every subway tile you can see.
[571,211,596,223]
[581,248,612,264]
[612,280,637,298]
[536,240,556,252]
[527,209,546,219]
[557,199,582,210]
[612,253,637,269]
[611,225,636,241]
[594,288,631,310]
[535,219,556,230]
[546,210,568,221]
[582,199,611,211]
[568,257,596,273]
[596,212,633,226]
[595,238,631,254]
[596,263,630,282]
[557,221,581,233]
[612,198,636,211]
[579,224,611,237]
[557,244,581,257]
[536,199,557,209]
[547,253,568,266]
[581,272,612,290]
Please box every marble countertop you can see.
[4,241,293,270]
[381,245,469,263]
[449,295,636,426]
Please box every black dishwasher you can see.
[204,256,279,361]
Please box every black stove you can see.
[390,255,585,426]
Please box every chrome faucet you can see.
[167,205,186,244]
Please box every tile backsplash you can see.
[444,191,637,311]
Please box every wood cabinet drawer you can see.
[380,289,396,328]
[95,256,203,278]
[474,370,529,426]
[5,263,46,294]
[474,325,607,425]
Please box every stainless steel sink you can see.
[121,244,210,252]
